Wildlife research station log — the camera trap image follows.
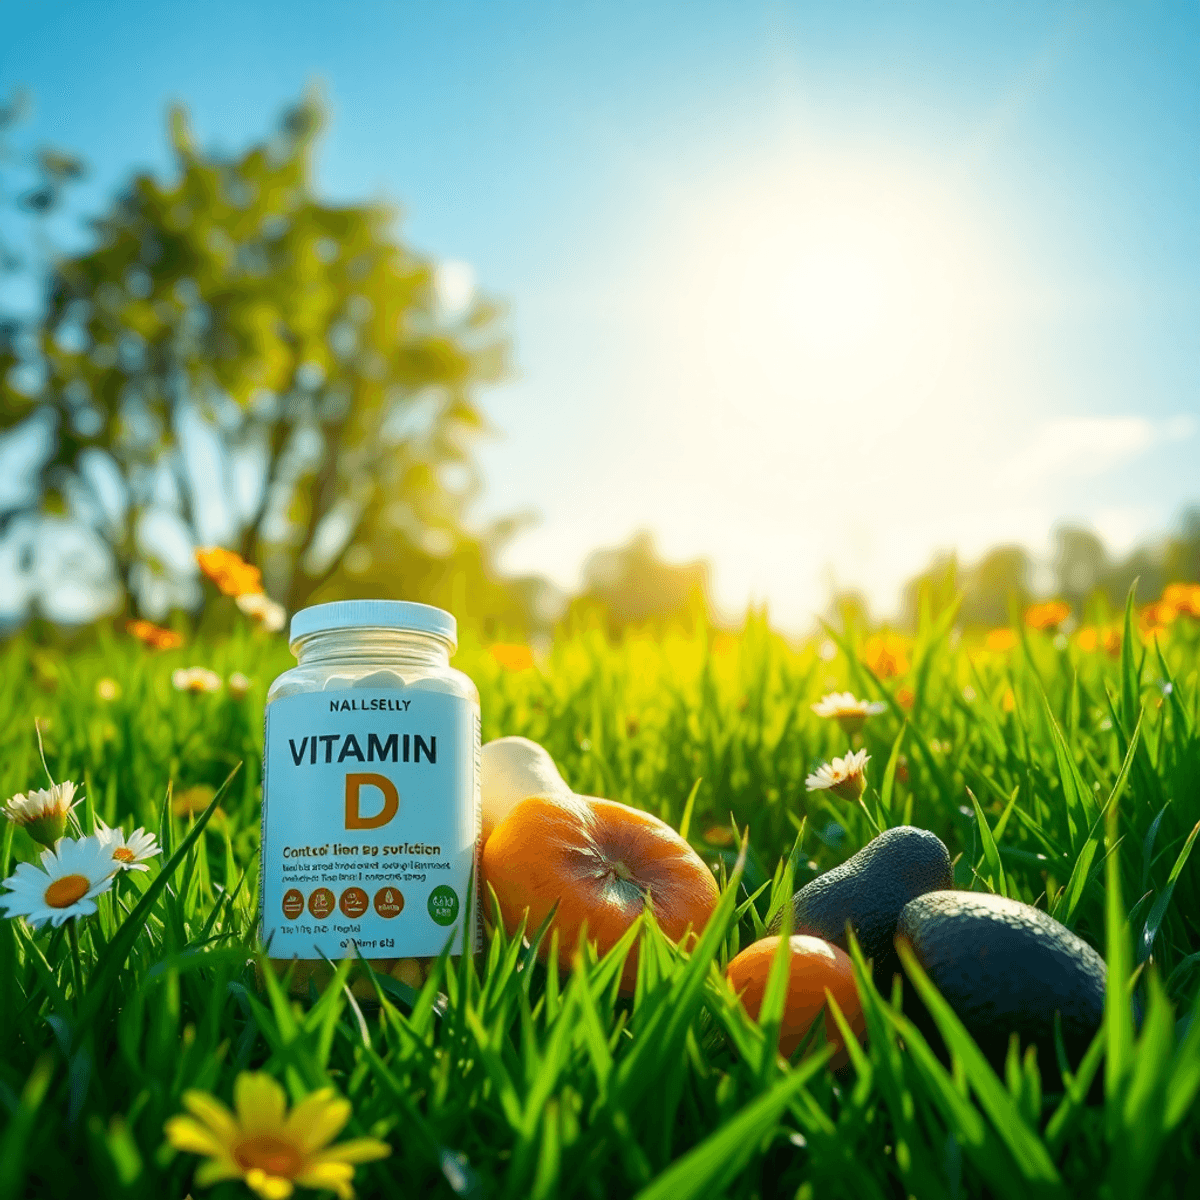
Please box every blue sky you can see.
[3,1,1198,627]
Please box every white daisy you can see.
[95,820,161,872]
[227,671,253,700]
[805,749,871,802]
[236,591,287,633]
[0,835,117,929]
[811,692,887,734]
[3,780,81,848]
[172,667,223,694]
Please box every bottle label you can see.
[261,687,479,960]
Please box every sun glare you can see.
[671,163,989,413]
[640,157,1015,624]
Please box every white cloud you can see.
[1001,415,1195,487]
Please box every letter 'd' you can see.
[345,773,399,829]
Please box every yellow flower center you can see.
[234,1135,305,1179]
[44,874,90,908]
[113,847,136,862]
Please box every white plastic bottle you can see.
[260,599,480,997]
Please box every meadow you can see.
[1,591,1199,1199]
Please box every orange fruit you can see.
[482,792,719,994]
[726,935,865,1067]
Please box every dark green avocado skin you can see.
[897,890,1106,1076]
[768,826,953,985]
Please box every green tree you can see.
[958,545,1030,629]
[565,530,711,637]
[898,552,959,632]
[1052,524,1108,614]
[1,91,507,617]
[1160,506,1200,589]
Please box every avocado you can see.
[896,890,1106,1078]
[768,825,953,987]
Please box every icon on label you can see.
[281,889,304,919]
[374,887,404,918]
[428,884,459,927]
[339,887,369,918]
[308,887,335,919]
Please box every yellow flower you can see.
[1077,626,1121,656]
[127,619,184,651]
[489,643,535,671]
[96,677,121,702]
[172,785,216,818]
[860,634,909,679]
[164,1073,390,1200]
[196,546,264,598]
[985,628,1018,653]
[1024,601,1070,631]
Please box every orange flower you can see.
[1024,601,1070,631]
[895,686,915,710]
[1077,626,1122,656]
[127,620,184,651]
[1140,600,1178,631]
[171,785,225,826]
[985,628,1018,653]
[861,633,909,679]
[1001,687,1017,713]
[196,546,263,598]
[172,785,214,815]
[489,643,535,671]
[1162,583,1200,618]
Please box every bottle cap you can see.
[289,600,457,652]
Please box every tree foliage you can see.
[1,91,509,617]
[565,530,711,636]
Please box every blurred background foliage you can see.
[0,88,548,633]
[894,513,1200,633]
[2,87,1200,644]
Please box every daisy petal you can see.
[194,1156,245,1186]
[235,1073,288,1134]
[315,1136,393,1165]
[164,1115,230,1158]
[245,1167,295,1199]
[296,1161,356,1199]
[182,1090,239,1141]
[283,1089,351,1151]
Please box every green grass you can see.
[1,602,1199,1199]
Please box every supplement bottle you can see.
[260,600,480,998]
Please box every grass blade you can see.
[631,1051,830,1200]
[966,786,1006,896]
[895,941,1063,1191]
[1139,820,1200,964]
[677,777,702,842]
